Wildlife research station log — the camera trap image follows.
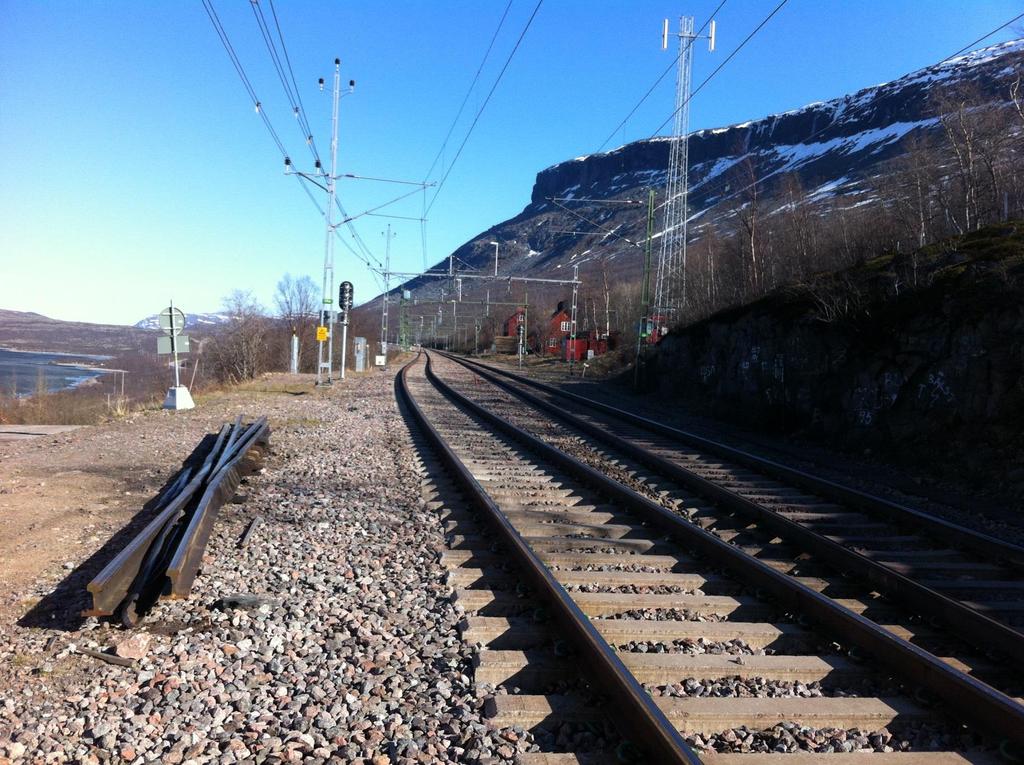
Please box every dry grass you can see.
[0,386,162,426]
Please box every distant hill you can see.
[0,309,154,355]
[134,312,231,331]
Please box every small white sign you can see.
[157,335,190,354]
[374,355,386,367]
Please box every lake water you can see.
[0,349,111,397]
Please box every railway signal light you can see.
[338,281,354,325]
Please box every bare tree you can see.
[727,154,764,295]
[885,132,942,258]
[931,82,1015,232]
[1011,73,1024,126]
[599,261,613,338]
[208,290,269,383]
[775,173,821,280]
[274,274,318,371]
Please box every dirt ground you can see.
[0,371,375,636]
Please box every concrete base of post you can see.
[162,386,195,411]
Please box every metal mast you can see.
[653,16,714,326]
[317,59,342,385]
[399,290,410,350]
[568,264,580,376]
[380,224,394,360]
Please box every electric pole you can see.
[380,224,395,362]
[319,59,342,385]
[284,58,355,386]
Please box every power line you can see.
[423,0,514,183]
[267,0,323,162]
[650,0,789,138]
[203,2,384,290]
[943,12,1024,62]
[250,0,320,164]
[201,0,290,157]
[596,0,727,154]
[425,0,545,215]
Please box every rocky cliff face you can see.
[529,39,1023,217]
[642,223,1024,498]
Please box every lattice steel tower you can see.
[653,16,714,325]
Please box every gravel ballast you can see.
[0,367,515,763]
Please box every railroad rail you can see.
[85,416,270,626]
[399,350,1023,763]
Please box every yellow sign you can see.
[316,326,328,342]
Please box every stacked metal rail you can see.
[85,416,270,626]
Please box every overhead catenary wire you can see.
[250,0,321,165]
[335,197,383,267]
[549,198,643,249]
[201,0,391,296]
[423,0,514,184]
[596,0,728,154]
[202,0,289,158]
[425,0,545,215]
[340,187,429,225]
[267,0,323,162]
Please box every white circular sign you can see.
[158,307,186,336]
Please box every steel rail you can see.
[396,353,703,765]
[118,424,235,625]
[424,351,1024,746]
[86,418,270,623]
[444,353,1024,669]
[85,425,231,617]
[448,354,1024,570]
[166,417,270,597]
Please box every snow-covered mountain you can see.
[133,312,232,331]
[531,39,1023,215]
[386,38,1023,301]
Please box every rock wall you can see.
[644,224,1024,494]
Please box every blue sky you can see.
[1,1,1020,325]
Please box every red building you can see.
[538,301,619,361]
[564,331,611,361]
[504,307,526,337]
[543,303,573,355]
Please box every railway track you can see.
[439,353,1024,638]
[398,350,1023,763]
